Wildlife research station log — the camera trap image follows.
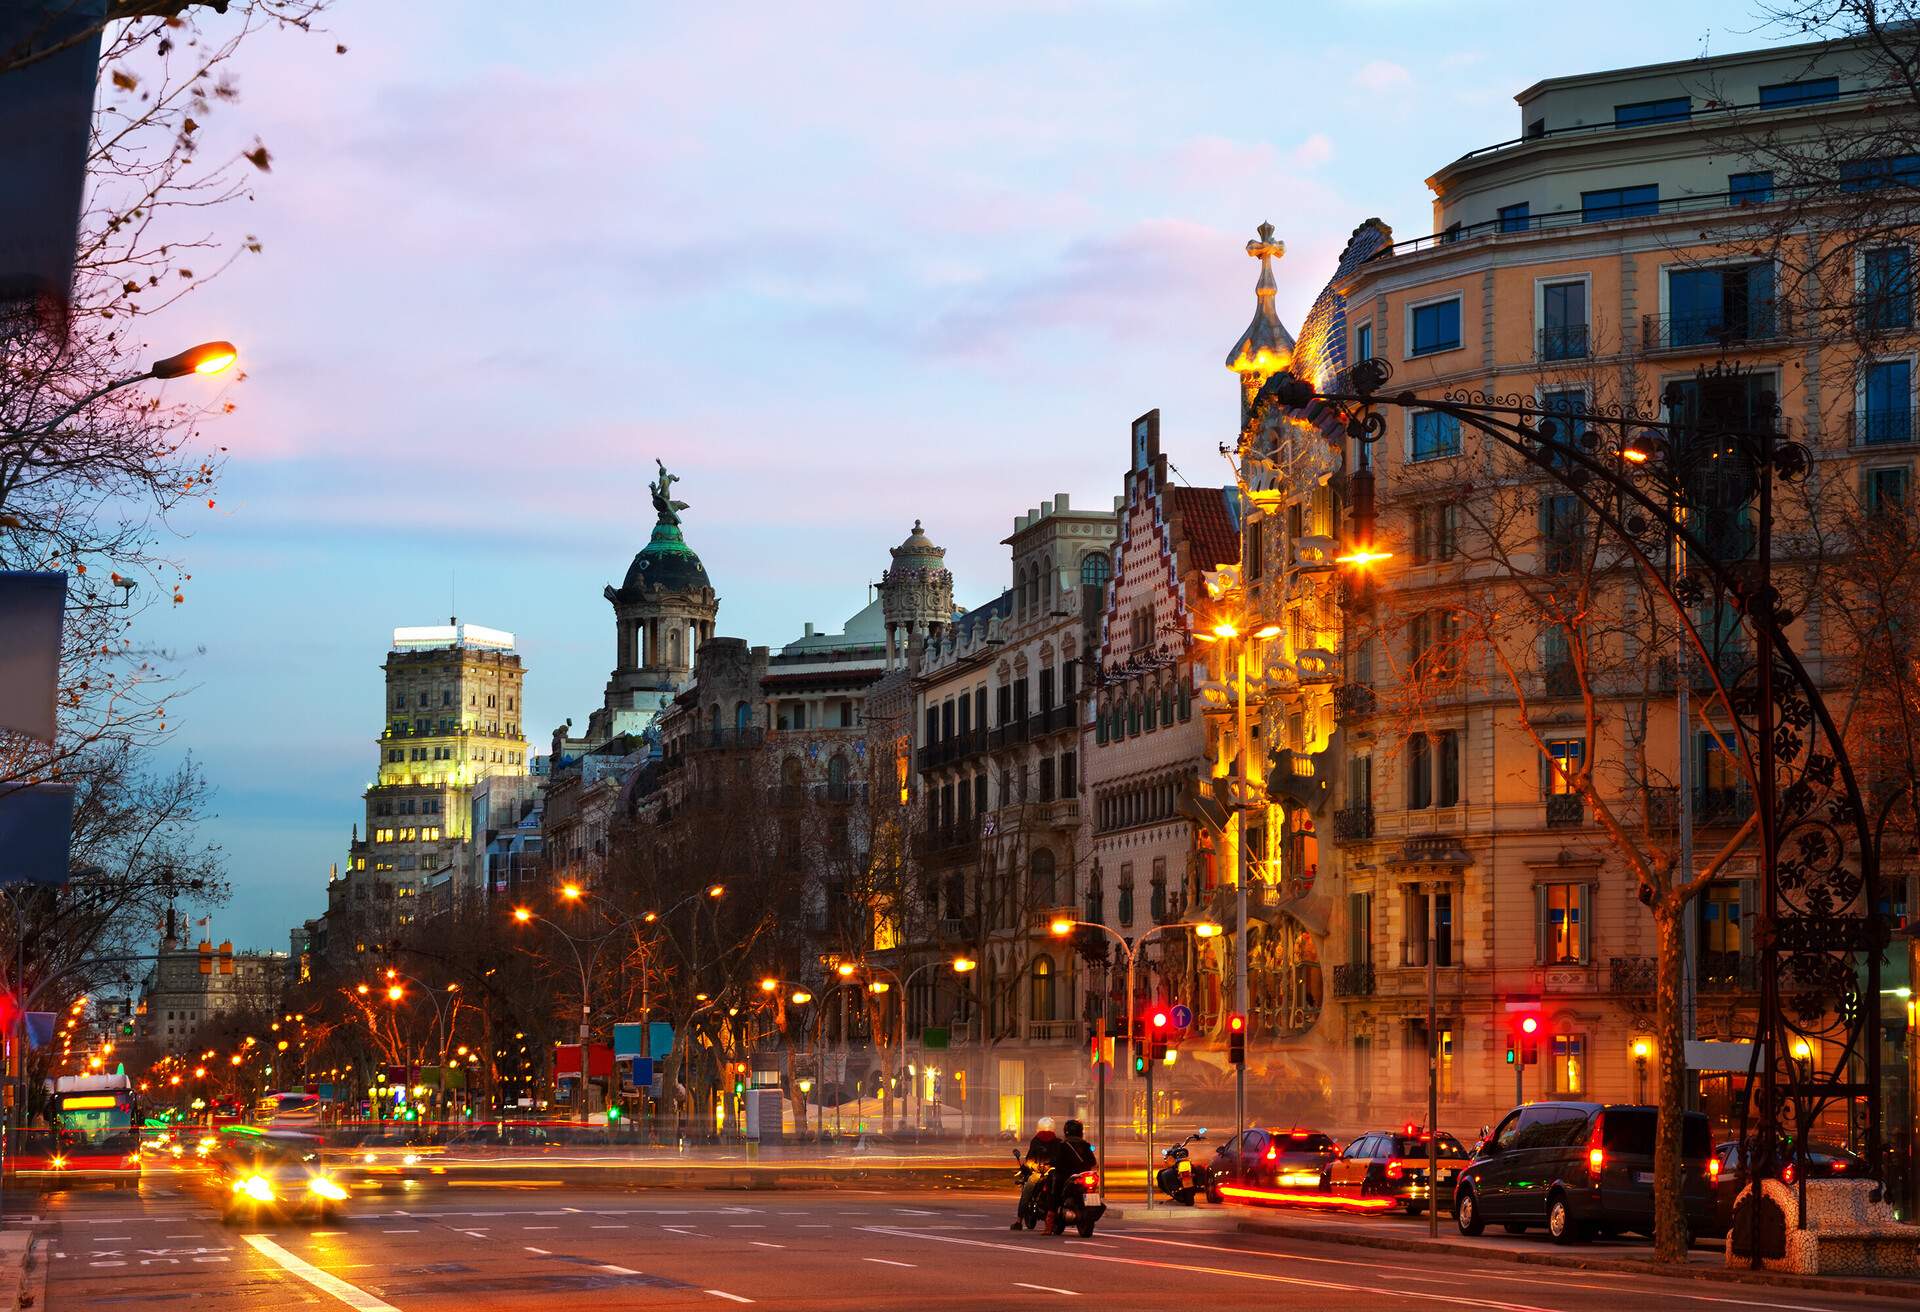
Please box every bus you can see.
[254,1090,327,1126]
[19,1073,143,1185]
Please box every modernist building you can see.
[1283,35,1918,1137]
[332,621,530,948]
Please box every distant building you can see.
[330,621,530,950]
[137,935,286,1055]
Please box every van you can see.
[1453,1102,1715,1244]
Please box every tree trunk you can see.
[1652,899,1690,1263]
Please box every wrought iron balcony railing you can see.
[1537,324,1591,361]
[1332,962,1375,997]
[1699,949,1759,993]
[1642,303,1790,351]
[1332,805,1375,841]
[1610,955,1656,994]
[1850,407,1915,446]
[1545,793,1585,828]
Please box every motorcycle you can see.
[1155,1128,1210,1206]
[1010,1149,1106,1237]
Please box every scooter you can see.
[1154,1128,1210,1205]
[1011,1150,1053,1230]
[1050,1162,1106,1237]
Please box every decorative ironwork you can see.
[1610,955,1657,995]
[1332,805,1374,841]
[1243,358,1886,1241]
[1545,793,1585,828]
[1332,962,1375,997]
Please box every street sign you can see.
[629,1057,653,1089]
[648,1021,674,1058]
[613,1022,644,1059]
[1170,1003,1193,1030]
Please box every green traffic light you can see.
[607,1106,621,1121]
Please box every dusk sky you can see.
[142,0,1766,949]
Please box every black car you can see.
[1710,1139,1866,1234]
[212,1133,350,1224]
[1205,1127,1336,1202]
[1325,1129,1472,1214]
[1453,1102,1715,1244]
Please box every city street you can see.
[17,1183,1912,1311]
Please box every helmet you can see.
[1063,1119,1084,1138]
[1036,1116,1057,1133]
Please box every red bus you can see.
[20,1074,143,1185]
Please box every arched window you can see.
[735,700,752,733]
[1040,556,1053,612]
[709,703,722,742]
[1080,551,1110,590]
[1031,849,1058,906]
[1143,692,1158,731]
[827,754,849,801]
[1030,954,1055,1023]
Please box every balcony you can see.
[1289,535,1339,573]
[1699,950,1759,993]
[1696,787,1754,828]
[1027,705,1074,739]
[765,784,808,808]
[1332,962,1375,997]
[912,825,979,861]
[691,726,765,752]
[1334,683,1377,719]
[1267,747,1331,811]
[1030,906,1077,935]
[1642,303,1790,353]
[1545,793,1585,829]
[1542,663,1580,699]
[1610,955,1656,994]
[813,781,869,805]
[1850,407,1916,447]
[1537,324,1591,362]
[1026,1020,1081,1043]
[1332,805,1375,841]
[990,720,1031,751]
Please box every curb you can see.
[17,1234,45,1311]
[1236,1218,1920,1300]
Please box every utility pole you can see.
[1426,913,1439,1239]
[1233,638,1250,1145]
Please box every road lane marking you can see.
[591,1225,627,1230]
[857,1227,1555,1312]
[312,1232,343,1238]
[749,1241,785,1249]
[241,1234,401,1312]
[523,1226,558,1230]
[599,1264,640,1275]
[524,1246,549,1255]
[862,1257,916,1268]
[1015,1283,1079,1296]
[705,1293,753,1305]
[381,1229,418,1234]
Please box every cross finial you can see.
[1246,221,1284,293]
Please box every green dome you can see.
[617,520,711,599]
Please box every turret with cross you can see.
[1225,220,1297,419]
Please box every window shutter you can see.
[1535,885,1549,964]
[1578,885,1592,963]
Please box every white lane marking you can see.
[591,1225,627,1230]
[857,1226,1555,1312]
[862,1257,917,1268]
[894,1209,937,1216]
[312,1232,343,1238]
[167,1233,200,1239]
[524,1246,549,1254]
[706,1293,753,1305]
[749,1241,785,1249]
[1015,1283,1079,1296]
[95,1235,131,1240]
[599,1264,640,1275]
[522,1226,558,1230]
[241,1233,401,1312]
[797,1224,830,1228]
[381,1229,418,1234]
[726,1224,765,1229]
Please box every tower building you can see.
[876,520,953,671]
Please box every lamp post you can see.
[1633,1038,1652,1105]
[1049,916,1221,1206]
[381,970,458,1118]
[833,957,975,1132]
[1194,618,1282,1145]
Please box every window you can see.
[1117,862,1134,927]
[1436,731,1461,808]
[1411,503,1456,563]
[1539,388,1585,469]
[1540,883,1588,964]
[1541,493,1584,573]
[1759,77,1838,107]
[1080,552,1110,591]
[1842,154,1920,192]
[1031,848,1058,905]
[1581,184,1658,223]
[1029,954,1055,1023]
[1539,279,1588,360]
[1433,893,1454,967]
[1406,733,1432,810]
[1410,411,1461,461]
[1552,1034,1585,1094]
[1545,738,1584,795]
[1498,202,1530,234]
[1668,262,1776,344]
[1409,298,1461,356]
[1060,750,1077,798]
[1702,882,1743,954]
[1863,359,1912,444]
[1614,96,1690,127]
[1867,464,1911,513]
[1864,247,1913,331]
[1729,171,1773,205]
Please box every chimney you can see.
[1054,492,1070,511]
[1039,498,1053,518]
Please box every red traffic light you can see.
[1519,1015,1539,1035]
[1228,1013,1245,1033]
[1151,1010,1169,1029]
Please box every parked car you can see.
[1453,1102,1715,1244]
[1324,1128,1471,1214]
[1206,1127,1337,1202]
[1710,1139,1866,1234]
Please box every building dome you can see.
[890,519,944,572]
[616,520,711,600]
[877,519,954,671]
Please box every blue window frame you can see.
[1498,202,1531,234]
[1410,411,1461,461]
[1864,247,1913,331]
[1759,77,1838,107]
[1410,299,1461,356]
[1729,171,1774,206]
[1614,97,1690,128]
[1842,155,1920,192]
[1667,263,1776,345]
[1539,389,1586,460]
[1867,465,1911,513]
[1539,281,1588,360]
[1863,360,1912,445]
[1354,320,1372,364]
[1581,184,1659,223]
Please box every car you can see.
[1709,1138,1866,1234]
[1453,1102,1715,1245]
[210,1133,350,1224]
[1324,1127,1472,1214]
[1205,1127,1337,1202]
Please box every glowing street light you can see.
[952,956,977,973]
[560,883,583,900]
[1334,547,1394,567]
[151,341,238,379]
[512,907,533,923]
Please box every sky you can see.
[133,0,1773,949]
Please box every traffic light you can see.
[1132,1040,1146,1074]
[1516,1013,1541,1066]
[1149,1009,1170,1063]
[1227,1013,1246,1067]
[606,1105,621,1122]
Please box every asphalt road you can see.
[19,1180,1913,1311]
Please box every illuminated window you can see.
[1539,883,1588,964]
[1551,1033,1585,1093]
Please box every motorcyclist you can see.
[1011,1116,1060,1229]
[1053,1119,1096,1209]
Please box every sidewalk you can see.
[0,1230,44,1310]
[1235,1207,1920,1301]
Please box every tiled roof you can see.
[1166,485,1240,569]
